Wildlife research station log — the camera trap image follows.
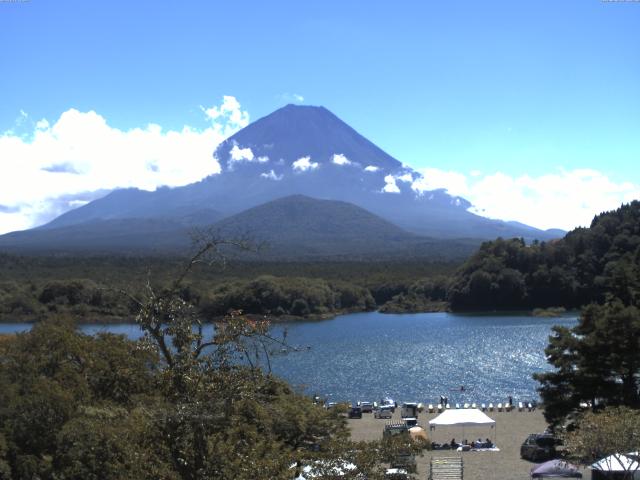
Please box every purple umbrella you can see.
[531,459,583,478]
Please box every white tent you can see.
[591,453,640,473]
[428,408,496,447]
[429,408,496,427]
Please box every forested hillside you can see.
[447,201,640,310]
[0,254,457,322]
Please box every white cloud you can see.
[227,144,270,168]
[381,172,414,193]
[279,93,305,103]
[331,153,351,166]
[411,168,470,197]
[364,165,380,172]
[396,172,413,183]
[229,144,255,163]
[0,96,249,234]
[200,95,250,136]
[292,156,319,172]
[260,170,283,181]
[411,167,640,230]
[35,118,49,130]
[382,174,401,193]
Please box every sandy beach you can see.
[348,406,589,480]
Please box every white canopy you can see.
[428,408,495,427]
[591,453,640,472]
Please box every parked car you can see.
[404,417,418,428]
[400,402,419,419]
[520,433,559,461]
[359,401,374,413]
[375,406,393,419]
[380,397,396,412]
[348,406,363,419]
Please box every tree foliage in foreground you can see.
[0,238,426,480]
[563,408,640,477]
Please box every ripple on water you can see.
[268,311,577,403]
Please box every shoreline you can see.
[0,307,578,325]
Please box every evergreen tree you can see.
[535,300,640,427]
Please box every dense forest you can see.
[3,201,640,323]
[529,205,640,433]
[447,201,640,311]
[0,254,458,323]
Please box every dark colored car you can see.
[359,401,374,413]
[348,406,362,419]
[520,433,559,461]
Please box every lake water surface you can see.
[1,311,577,405]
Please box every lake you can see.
[0,311,577,405]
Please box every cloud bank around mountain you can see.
[411,168,640,231]
[0,96,248,233]
[0,96,638,235]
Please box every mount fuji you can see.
[0,104,562,257]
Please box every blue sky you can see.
[0,0,639,232]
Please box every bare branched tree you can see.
[119,234,293,479]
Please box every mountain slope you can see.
[0,218,192,253]
[212,195,478,259]
[0,195,480,260]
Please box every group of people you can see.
[431,437,495,450]
[450,438,494,449]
